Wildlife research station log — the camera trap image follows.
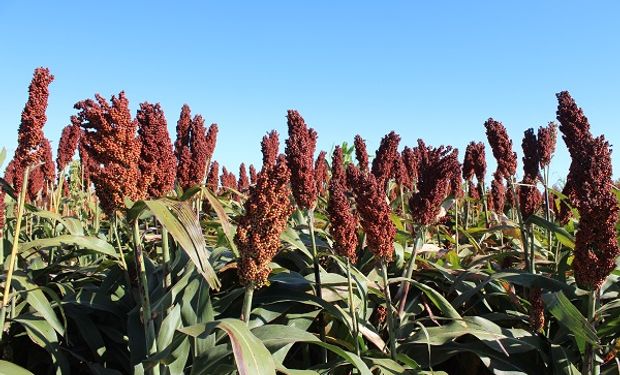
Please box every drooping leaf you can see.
[542,291,599,346]
[21,235,117,258]
[143,198,220,290]
[0,360,34,375]
[179,318,276,375]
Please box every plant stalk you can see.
[241,284,255,324]
[509,178,530,270]
[583,289,599,375]
[381,260,397,359]
[307,208,328,363]
[161,225,171,289]
[481,181,490,228]
[133,219,158,374]
[0,167,30,341]
[346,257,360,355]
[2,166,30,309]
[397,226,425,316]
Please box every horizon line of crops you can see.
[0,67,618,374]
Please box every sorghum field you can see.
[1,67,618,375]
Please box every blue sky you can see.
[1,2,619,183]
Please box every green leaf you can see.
[542,291,599,346]
[202,188,238,256]
[179,318,276,375]
[391,277,462,320]
[0,360,34,375]
[158,304,182,351]
[251,324,372,375]
[527,214,575,249]
[143,198,220,290]
[12,274,65,335]
[21,235,117,258]
[550,344,581,375]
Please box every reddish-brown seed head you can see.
[519,128,542,219]
[190,115,209,186]
[56,117,82,173]
[556,91,620,290]
[314,151,329,196]
[371,131,401,191]
[285,110,318,210]
[220,166,238,192]
[392,152,412,190]
[235,154,293,288]
[261,130,279,169]
[490,173,505,214]
[402,146,419,188]
[537,122,557,168]
[136,102,176,198]
[7,67,55,198]
[206,161,219,192]
[175,105,193,189]
[347,164,395,262]
[331,146,346,187]
[485,118,517,179]
[408,140,455,225]
[328,165,359,263]
[249,164,257,185]
[74,91,141,214]
[354,134,369,174]
[238,163,250,192]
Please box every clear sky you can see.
[1,1,619,183]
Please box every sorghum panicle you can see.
[538,122,557,168]
[354,134,369,174]
[285,110,318,210]
[371,131,401,191]
[556,91,619,290]
[249,164,257,185]
[402,146,419,188]
[235,154,293,288]
[490,173,506,214]
[6,67,55,199]
[485,118,517,180]
[136,102,176,198]
[56,117,82,173]
[206,161,219,192]
[74,91,141,214]
[174,104,193,189]
[328,148,359,262]
[519,129,542,219]
[408,140,455,225]
[261,130,279,169]
[238,163,250,192]
[314,151,329,196]
[347,164,396,261]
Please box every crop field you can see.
[0,67,618,375]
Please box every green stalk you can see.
[381,260,397,359]
[529,224,535,274]
[542,166,556,270]
[454,198,459,253]
[399,184,406,216]
[161,225,171,289]
[0,166,30,340]
[509,177,530,270]
[346,257,360,355]
[481,181,490,228]
[113,217,128,271]
[583,289,599,375]
[307,208,328,363]
[397,226,425,316]
[241,284,255,324]
[132,219,158,375]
